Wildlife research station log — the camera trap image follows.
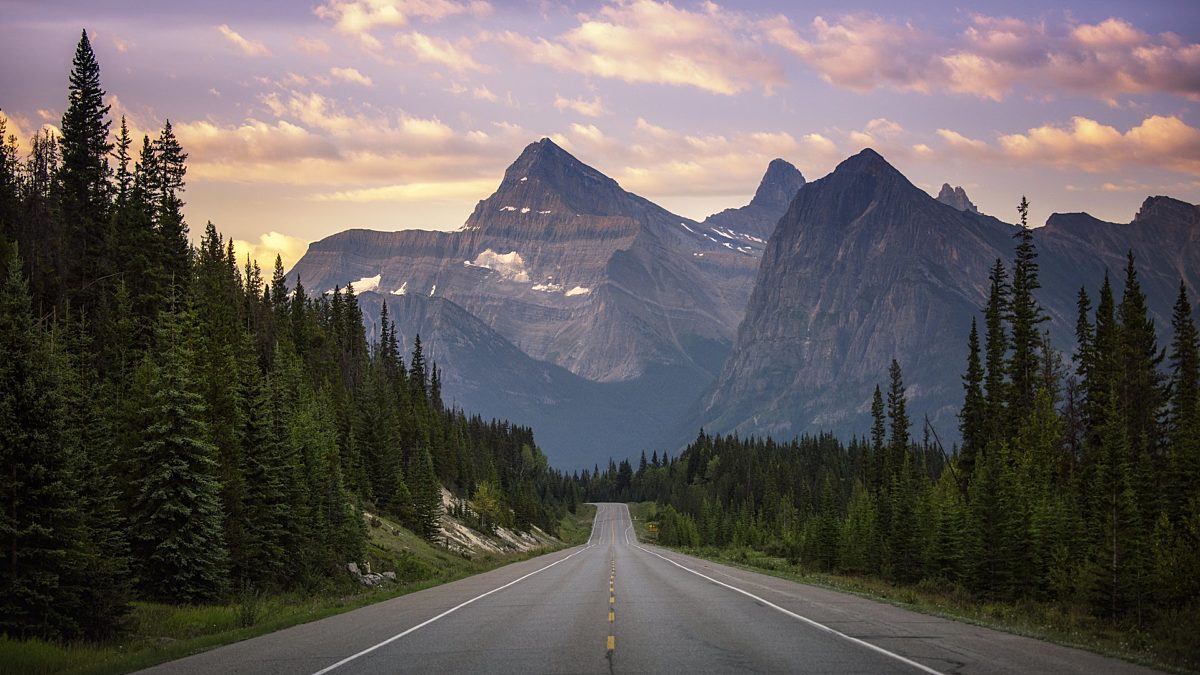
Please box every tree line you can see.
[0,30,580,643]
[586,197,1199,632]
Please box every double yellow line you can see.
[607,508,617,655]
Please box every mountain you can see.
[290,138,772,466]
[292,140,1198,464]
[353,291,707,469]
[936,183,979,213]
[293,138,759,383]
[704,158,805,239]
[701,149,1200,443]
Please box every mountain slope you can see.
[702,149,1015,439]
[355,290,710,469]
[704,158,805,240]
[292,138,757,384]
[702,149,1200,443]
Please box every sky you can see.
[2,0,1198,270]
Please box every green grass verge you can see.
[628,501,1197,674]
[0,507,597,675]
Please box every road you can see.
[141,503,1158,674]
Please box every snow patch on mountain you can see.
[350,273,381,294]
[565,286,591,297]
[464,249,531,282]
[391,281,408,296]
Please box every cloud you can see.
[557,117,844,200]
[309,178,497,202]
[472,85,498,102]
[295,36,332,55]
[554,94,604,117]
[231,231,310,272]
[216,24,271,57]
[493,0,784,95]
[174,118,339,164]
[997,115,1200,174]
[936,128,989,154]
[315,0,491,47]
[395,31,488,72]
[765,14,938,94]
[849,117,904,146]
[767,13,1200,101]
[933,115,1200,175]
[330,66,375,87]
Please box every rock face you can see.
[703,150,1200,443]
[937,183,980,213]
[293,138,759,384]
[290,139,776,466]
[291,140,1199,465]
[353,291,708,468]
[704,158,805,239]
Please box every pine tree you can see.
[983,258,1010,440]
[153,121,190,294]
[1091,392,1144,619]
[869,385,886,491]
[128,310,229,604]
[58,29,113,318]
[237,370,288,589]
[1008,196,1047,424]
[960,318,986,478]
[1166,281,1199,519]
[1118,252,1164,462]
[887,359,910,472]
[410,334,428,401]
[54,314,132,638]
[0,250,84,639]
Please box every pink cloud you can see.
[767,13,1200,101]
[493,0,784,96]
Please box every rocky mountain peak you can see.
[819,148,914,195]
[749,158,805,210]
[1134,196,1199,227]
[498,137,618,194]
[936,183,979,213]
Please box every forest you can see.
[0,31,581,643]
[583,199,1200,640]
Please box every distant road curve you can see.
[140,504,1159,674]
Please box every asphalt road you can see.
[141,503,1159,674]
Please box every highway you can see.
[141,503,1159,674]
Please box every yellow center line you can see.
[609,610,614,622]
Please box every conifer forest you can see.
[0,32,579,642]
[583,202,1200,641]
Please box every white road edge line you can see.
[310,544,593,675]
[621,505,944,675]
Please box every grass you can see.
[0,507,596,675]
[628,501,1198,674]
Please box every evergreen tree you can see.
[58,29,113,317]
[960,318,986,478]
[54,315,132,638]
[1166,281,1198,519]
[128,310,229,604]
[407,444,442,541]
[0,250,84,639]
[1008,196,1047,423]
[237,370,288,589]
[983,258,1010,440]
[869,385,885,490]
[1117,252,1164,466]
[887,359,910,471]
[153,121,190,294]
